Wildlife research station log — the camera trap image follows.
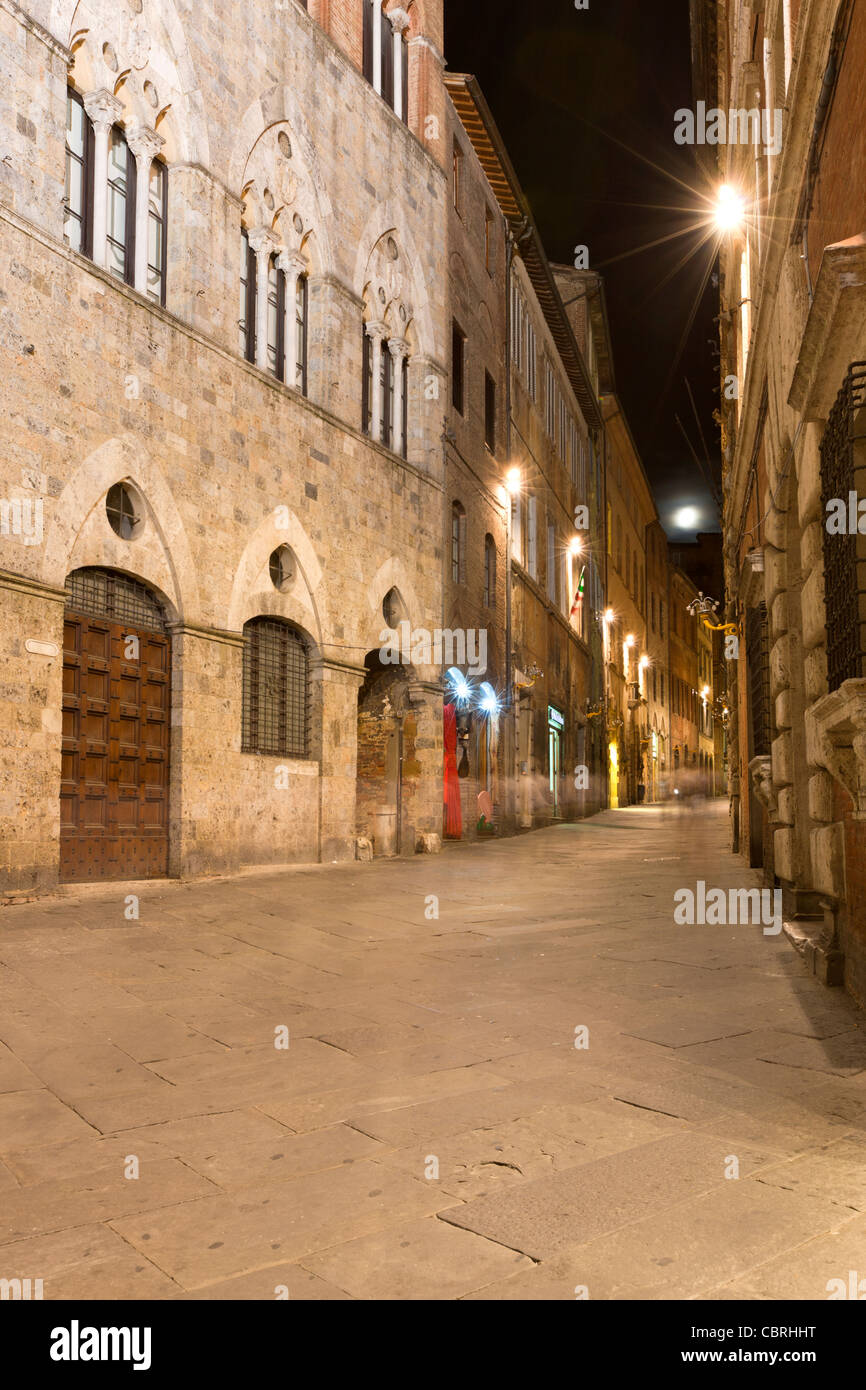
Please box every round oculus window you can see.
[269,545,296,592]
[105,482,143,541]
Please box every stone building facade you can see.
[601,396,662,807]
[0,0,451,892]
[440,79,508,842]
[668,566,702,793]
[446,76,606,832]
[645,520,671,801]
[693,0,866,999]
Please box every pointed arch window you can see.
[65,92,167,306]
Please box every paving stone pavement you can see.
[1,799,865,1300]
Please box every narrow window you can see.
[239,231,256,362]
[382,343,393,448]
[363,0,375,84]
[451,501,466,585]
[451,320,465,415]
[547,523,556,602]
[485,206,494,272]
[64,89,92,256]
[295,274,308,395]
[380,3,394,106]
[527,495,538,580]
[484,534,496,607]
[362,324,372,434]
[452,141,463,214]
[106,126,136,287]
[484,371,496,453]
[512,493,523,563]
[267,256,285,381]
[146,159,167,306]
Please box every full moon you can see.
[675,506,699,529]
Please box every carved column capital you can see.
[126,125,165,164]
[277,249,307,278]
[83,88,123,131]
[247,226,279,258]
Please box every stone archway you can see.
[355,650,418,857]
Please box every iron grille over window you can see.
[65,567,166,632]
[820,361,866,692]
[746,602,771,758]
[242,618,309,757]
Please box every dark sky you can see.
[444,0,722,540]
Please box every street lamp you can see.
[713,184,745,233]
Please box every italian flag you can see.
[570,566,586,617]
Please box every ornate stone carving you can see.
[809,678,866,820]
[83,88,123,131]
[126,125,165,164]
[748,754,777,818]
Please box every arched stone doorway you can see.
[355,651,422,857]
[60,568,171,882]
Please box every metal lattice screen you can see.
[821,362,866,692]
[242,618,309,758]
[65,568,166,632]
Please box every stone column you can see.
[388,336,409,456]
[390,8,410,120]
[405,680,443,851]
[83,89,123,269]
[277,249,307,389]
[127,125,165,296]
[248,228,278,371]
[366,319,388,441]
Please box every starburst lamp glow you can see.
[714,184,745,232]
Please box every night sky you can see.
[445,0,722,541]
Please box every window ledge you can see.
[240,753,319,775]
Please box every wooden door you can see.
[61,612,170,882]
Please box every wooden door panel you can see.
[60,611,170,882]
